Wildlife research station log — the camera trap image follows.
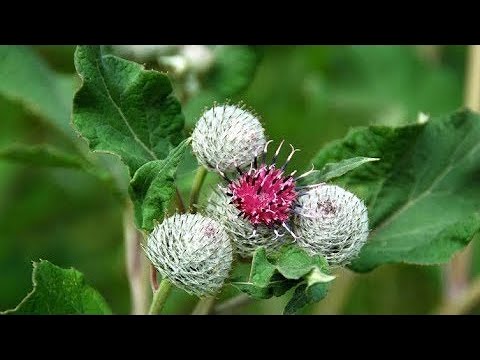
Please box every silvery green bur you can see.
[294,184,369,266]
[191,104,267,173]
[143,214,233,297]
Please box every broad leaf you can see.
[0,46,74,136]
[304,156,379,184]
[129,138,190,232]
[310,109,480,272]
[3,260,112,314]
[0,144,84,168]
[72,45,185,175]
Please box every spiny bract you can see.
[191,104,266,173]
[143,214,233,297]
[293,184,369,266]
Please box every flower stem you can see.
[175,187,186,213]
[192,296,216,315]
[148,278,173,315]
[189,166,208,213]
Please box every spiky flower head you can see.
[205,189,289,258]
[294,184,369,266]
[191,104,266,173]
[143,214,233,297]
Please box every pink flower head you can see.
[223,140,302,234]
[228,164,297,226]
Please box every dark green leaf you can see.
[0,144,84,168]
[283,269,332,315]
[129,138,190,232]
[309,109,480,272]
[0,46,74,137]
[3,260,112,314]
[284,284,309,315]
[72,45,185,175]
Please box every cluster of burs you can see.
[144,104,369,297]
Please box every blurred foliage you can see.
[0,45,477,314]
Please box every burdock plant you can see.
[5,45,480,315]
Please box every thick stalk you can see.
[443,45,480,304]
[124,200,149,314]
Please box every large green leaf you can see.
[3,260,112,314]
[0,46,74,136]
[129,138,190,232]
[72,45,185,175]
[0,144,85,168]
[309,109,480,272]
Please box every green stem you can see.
[175,187,186,213]
[148,278,173,315]
[192,296,216,315]
[189,166,208,213]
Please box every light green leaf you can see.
[309,109,480,272]
[305,156,379,183]
[232,245,332,313]
[0,144,84,168]
[276,245,329,280]
[129,138,190,232]
[249,247,276,287]
[283,284,309,315]
[3,260,112,315]
[0,46,74,136]
[72,45,185,175]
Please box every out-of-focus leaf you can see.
[0,46,74,136]
[3,260,112,314]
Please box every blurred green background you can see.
[1,45,477,314]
